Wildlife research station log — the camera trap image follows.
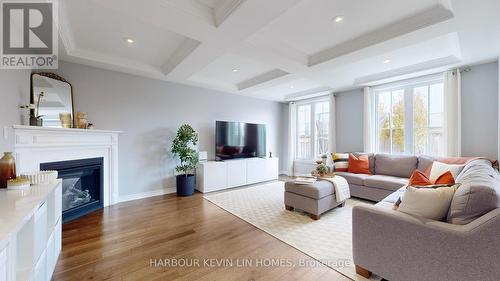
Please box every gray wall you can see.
[335,89,364,152]
[0,61,285,197]
[461,61,499,159]
[0,70,30,153]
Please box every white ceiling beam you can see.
[309,4,454,66]
[214,0,246,27]
[237,69,289,90]
[353,55,462,86]
[164,0,302,80]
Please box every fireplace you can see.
[41,157,104,223]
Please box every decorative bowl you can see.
[20,170,58,185]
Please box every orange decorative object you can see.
[347,153,371,175]
[0,152,16,188]
[409,170,455,186]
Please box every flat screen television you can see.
[215,121,266,160]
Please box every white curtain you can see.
[288,102,297,176]
[363,87,375,152]
[328,93,337,154]
[443,69,462,157]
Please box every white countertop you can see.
[0,180,61,249]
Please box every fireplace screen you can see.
[41,157,104,223]
[62,171,97,212]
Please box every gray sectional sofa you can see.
[350,157,500,281]
[336,153,433,202]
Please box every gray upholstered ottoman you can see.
[284,179,345,220]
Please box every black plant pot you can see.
[176,174,195,196]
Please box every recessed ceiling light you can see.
[232,68,239,73]
[290,85,295,89]
[125,38,134,44]
[383,59,391,64]
[333,16,344,23]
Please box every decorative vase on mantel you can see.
[0,152,16,188]
[29,117,43,127]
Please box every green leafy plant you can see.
[316,163,328,175]
[171,124,199,176]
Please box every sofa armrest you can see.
[352,203,500,281]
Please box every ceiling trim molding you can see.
[161,39,202,75]
[284,87,332,101]
[58,0,76,54]
[309,4,454,67]
[214,0,246,27]
[160,0,215,26]
[353,55,461,86]
[237,69,289,90]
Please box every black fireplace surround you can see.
[41,157,104,223]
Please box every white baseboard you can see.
[117,187,176,203]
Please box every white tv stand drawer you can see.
[196,158,279,193]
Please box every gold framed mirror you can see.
[30,73,74,128]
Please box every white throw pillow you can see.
[429,162,465,182]
[398,185,457,221]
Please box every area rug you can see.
[204,181,377,281]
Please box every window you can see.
[296,100,329,160]
[374,76,444,155]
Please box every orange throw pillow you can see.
[434,171,455,185]
[348,153,371,174]
[409,170,455,186]
[408,170,433,186]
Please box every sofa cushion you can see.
[375,154,418,178]
[447,159,500,224]
[332,153,349,172]
[364,175,409,191]
[348,153,372,174]
[398,185,457,221]
[429,161,464,182]
[409,170,455,186]
[353,152,375,174]
[335,172,371,186]
[417,155,435,172]
[284,180,334,200]
[381,186,406,204]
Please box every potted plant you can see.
[315,163,329,177]
[171,124,199,196]
[321,153,328,164]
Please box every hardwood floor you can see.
[53,189,351,281]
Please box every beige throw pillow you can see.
[398,185,458,221]
[429,162,465,182]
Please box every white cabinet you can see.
[54,185,62,224]
[264,158,279,181]
[33,250,46,281]
[196,158,279,193]
[33,203,47,265]
[226,160,247,188]
[196,161,227,193]
[54,219,62,261]
[247,158,279,184]
[1,180,62,281]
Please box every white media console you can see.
[196,158,279,193]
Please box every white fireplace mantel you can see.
[12,125,122,207]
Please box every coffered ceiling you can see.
[59,0,500,101]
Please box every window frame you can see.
[373,75,444,155]
[295,97,330,160]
